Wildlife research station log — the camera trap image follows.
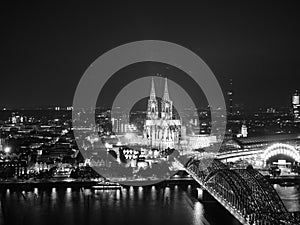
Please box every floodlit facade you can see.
[144,77,181,149]
[292,90,300,122]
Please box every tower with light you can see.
[292,90,300,122]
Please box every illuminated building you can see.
[111,117,138,133]
[292,90,300,122]
[185,135,217,149]
[0,134,3,152]
[235,123,248,138]
[0,161,27,178]
[241,124,248,137]
[144,77,181,149]
[227,79,234,115]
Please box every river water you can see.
[0,184,299,225]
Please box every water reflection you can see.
[1,186,246,225]
[66,188,72,203]
[164,187,170,205]
[151,186,156,200]
[129,186,134,199]
[138,187,143,200]
[116,189,121,200]
[193,202,205,225]
[274,184,300,212]
[51,188,57,200]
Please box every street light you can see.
[4,146,11,154]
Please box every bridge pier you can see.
[202,189,217,202]
[192,187,216,202]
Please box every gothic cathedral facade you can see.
[144,77,181,149]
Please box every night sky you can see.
[0,2,299,109]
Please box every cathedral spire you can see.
[150,77,156,100]
[161,77,172,120]
[147,77,158,120]
[163,77,170,100]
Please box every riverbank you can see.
[267,175,300,185]
[0,178,198,190]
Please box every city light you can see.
[1,3,300,225]
[4,146,11,154]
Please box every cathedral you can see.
[144,77,181,149]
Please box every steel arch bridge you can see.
[182,157,300,225]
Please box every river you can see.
[0,184,299,225]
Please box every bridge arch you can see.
[184,158,300,224]
[262,143,300,163]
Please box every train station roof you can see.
[235,133,300,146]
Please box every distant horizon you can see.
[0,76,298,110]
[0,103,295,111]
[0,78,298,111]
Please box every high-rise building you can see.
[292,90,300,122]
[144,77,181,149]
[241,124,248,137]
[227,79,234,115]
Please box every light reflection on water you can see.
[274,184,300,212]
[1,186,246,225]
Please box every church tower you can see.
[144,76,181,149]
[161,77,173,120]
[147,77,159,119]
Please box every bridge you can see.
[176,157,300,225]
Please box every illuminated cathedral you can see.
[144,77,181,149]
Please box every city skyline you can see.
[2,2,300,225]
